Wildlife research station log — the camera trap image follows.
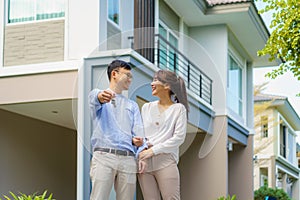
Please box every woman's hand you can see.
[138,160,147,173]
[139,148,154,161]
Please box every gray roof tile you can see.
[254,93,287,102]
[206,0,251,6]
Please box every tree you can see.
[257,0,300,82]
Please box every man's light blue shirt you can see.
[89,89,146,155]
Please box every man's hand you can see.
[132,137,143,147]
[98,90,115,104]
[139,148,154,161]
[138,160,147,173]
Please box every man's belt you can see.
[94,147,135,156]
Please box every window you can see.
[108,0,119,25]
[8,0,65,24]
[261,116,268,138]
[227,56,243,116]
[287,128,295,163]
[280,124,287,158]
[260,168,268,187]
[158,23,178,71]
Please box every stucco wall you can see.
[0,109,76,199]
[179,116,228,200]
[189,25,228,115]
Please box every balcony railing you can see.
[129,34,212,105]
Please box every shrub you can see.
[254,185,291,200]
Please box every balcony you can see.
[129,34,212,105]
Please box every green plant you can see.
[217,194,236,200]
[0,190,53,200]
[254,185,291,200]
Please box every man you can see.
[89,60,146,200]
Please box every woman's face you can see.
[151,78,169,97]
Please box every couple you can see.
[89,60,189,200]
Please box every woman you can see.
[138,70,189,200]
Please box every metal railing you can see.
[129,34,212,105]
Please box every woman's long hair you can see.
[154,70,189,114]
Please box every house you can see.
[253,94,300,199]
[0,0,275,199]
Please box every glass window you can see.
[159,24,168,69]
[227,56,243,116]
[261,116,268,138]
[260,168,268,187]
[158,23,178,71]
[108,0,119,25]
[8,0,65,23]
[287,129,294,163]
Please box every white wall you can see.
[188,25,228,115]
[68,0,100,59]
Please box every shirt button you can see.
[155,122,159,125]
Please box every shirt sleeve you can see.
[88,89,102,119]
[151,105,187,155]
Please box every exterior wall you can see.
[228,135,254,199]
[189,25,228,115]
[0,70,77,105]
[4,20,64,66]
[253,157,274,190]
[159,0,179,34]
[68,0,99,59]
[254,107,277,190]
[254,108,275,156]
[0,109,76,199]
[179,116,228,200]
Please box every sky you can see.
[253,67,300,118]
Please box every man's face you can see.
[113,68,133,91]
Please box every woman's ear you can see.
[164,84,171,90]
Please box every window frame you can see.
[107,0,120,28]
[278,114,297,164]
[6,0,65,25]
[261,115,269,138]
[158,20,179,71]
[227,50,245,118]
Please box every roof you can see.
[206,0,251,6]
[254,93,287,102]
[254,93,300,131]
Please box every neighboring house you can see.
[297,143,300,168]
[0,0,276,200]
[253,94,300,200]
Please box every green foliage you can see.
[217,194,236,200]
[256,0,300,83]
[0,191,53,200]
[254,185,291,200]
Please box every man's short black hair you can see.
[107,60,131,80]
